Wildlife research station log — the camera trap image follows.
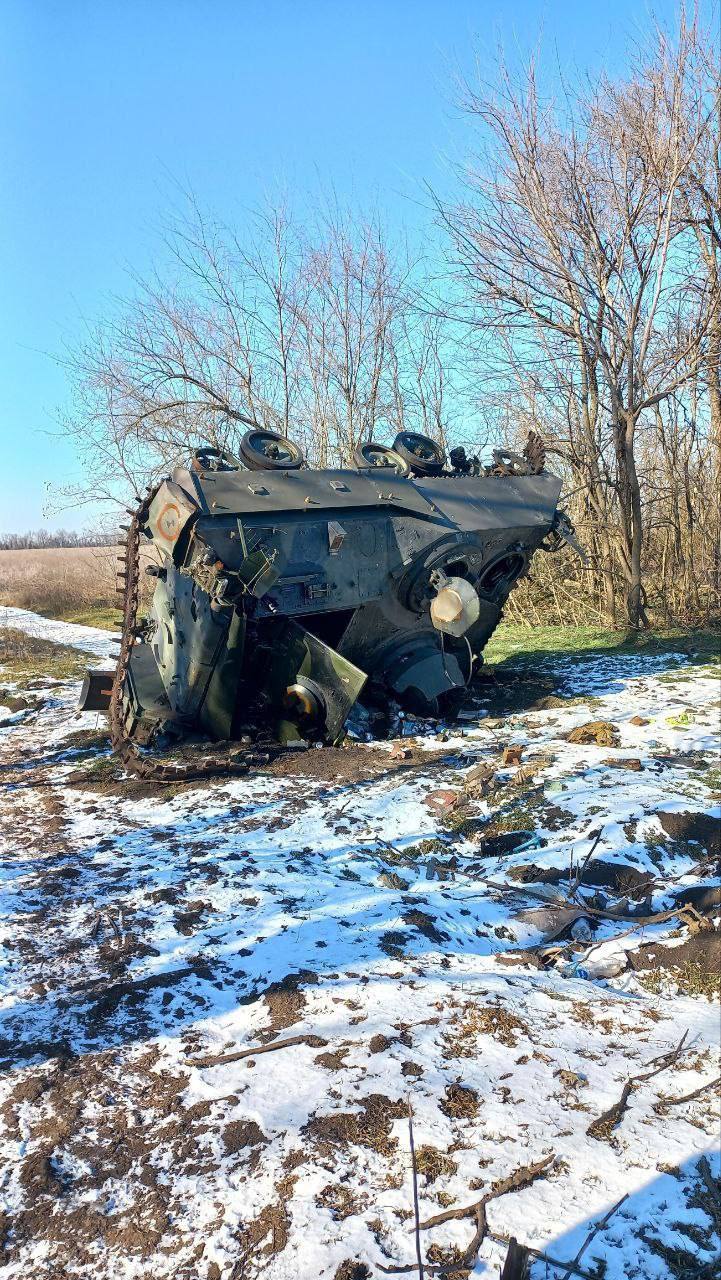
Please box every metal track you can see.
[108,488,266,783]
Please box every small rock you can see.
[601,757,642,771]
[629,715,650,726]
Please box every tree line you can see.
[61,8,720,629]
[0,530,112,550]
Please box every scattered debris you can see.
[2,607,719,1280]
[567,720,620,746]
[425,789,460,813]
[601,756,643,771]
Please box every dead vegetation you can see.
[0,629,90,680]
[0,545,155,624]
[0,546,118,617]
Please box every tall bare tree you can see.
[61,196,460,503]
[437,12,719,626]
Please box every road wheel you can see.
[239,429,305,471]
[392,431,445,476]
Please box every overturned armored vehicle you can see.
[82,429,579,775]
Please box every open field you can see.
[0,545,160,628]
[0,607,719,1279]
[0,546,119,620]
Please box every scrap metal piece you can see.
[429,572,481,638]
[146,480,199,558]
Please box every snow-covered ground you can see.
[0,611,719,1279]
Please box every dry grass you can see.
[0,546,156,628]
[637,961,721,1002]
[0,628,91,680]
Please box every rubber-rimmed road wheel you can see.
[239,429,305,471]
[191,447,241,473]
[393,431,446,476]
[352,441,410,476]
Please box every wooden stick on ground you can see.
[555,1194,628,1280]
[407,1098,424,1280]
[587,1030,690,1140]
[418,1154,556,1230]
[567,827,604,902]
[189,1032,328,1067]
[378,1154,555,1276]
[514,1244,602,1279]
[654,1075,721,1113]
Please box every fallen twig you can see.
[554,1194,628,1280]
[88,908,122,943]
[189,1032,328,1067]
[377,1265,443,1276]
[515,1243,599,1278]
[567,827,604,902]
[484,879,705,928]
[575,918,656,967]
[378,1229,600,1278]
[587,1031,690,1140]
[654,1074,721,1113]
[379,1154,555,1276]
[418,1153,555,1230]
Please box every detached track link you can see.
[109,488,277,783]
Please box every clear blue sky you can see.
[0,0,682,533]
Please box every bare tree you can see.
[60,196,447,502]
[437,13,719,626]
[298,206,410,460]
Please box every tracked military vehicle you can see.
[80,429,581,779]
